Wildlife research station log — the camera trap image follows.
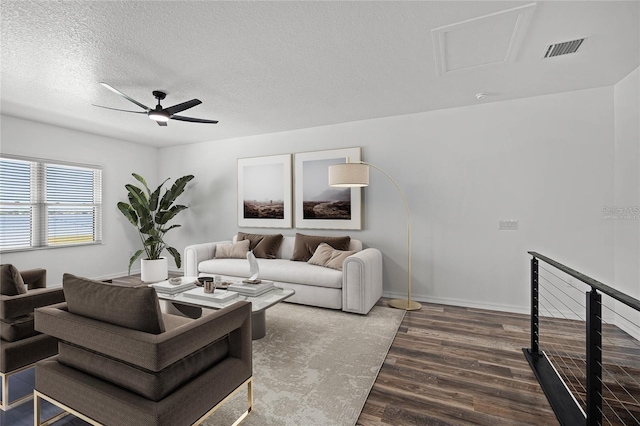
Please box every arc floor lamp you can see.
[328,160,422,311]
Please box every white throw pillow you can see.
[215,239,250,259]
[307,242,355,271]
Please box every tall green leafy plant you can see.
[118,173,194,273]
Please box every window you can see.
[0,155,102,252]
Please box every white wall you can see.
[0,85,624,314]
[614,67,640,338]
[160,86,615,313]
[0,115,158,285]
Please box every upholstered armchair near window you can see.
[34,274,253,426]
[0,265,65,411]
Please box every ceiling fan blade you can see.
[156,121,168,126]
[171,114,219,124]
[92,104,146,114]
[100,82,151,112]
[165,99,202,116]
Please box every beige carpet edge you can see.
[351,306,406,426]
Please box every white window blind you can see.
[0,158,32,249]
[0,155,102,252]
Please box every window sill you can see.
[0,241,103,254]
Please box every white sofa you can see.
[184,235,383,314]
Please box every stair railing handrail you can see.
[528,251,640,311]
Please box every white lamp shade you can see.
[328,163,369,187]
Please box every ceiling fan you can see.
[93,83,218,126]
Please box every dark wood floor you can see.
[357,300,560,425]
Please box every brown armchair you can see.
[34,274,253,426]
[0,265,65,410]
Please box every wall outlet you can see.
[499,220,518,230]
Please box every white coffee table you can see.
[154,279,295,340]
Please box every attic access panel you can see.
[432,3,537,76]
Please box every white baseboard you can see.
[383,292,628,336]
[382,291,530,315]
[91,269,141,281]
[48,269,143,288]
[91,267,183,281]
[614,317,640,341]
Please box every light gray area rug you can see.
[204,302,405,426]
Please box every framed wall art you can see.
[294,147,362,230]
[237,154,292,228]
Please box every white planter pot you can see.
[141,257,168,283]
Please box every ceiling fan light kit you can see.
[148,111,170,122]
[94,83,219,126]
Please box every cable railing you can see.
[524,252,640,426]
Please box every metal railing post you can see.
[586,289,602,426]
[531,257,540,355]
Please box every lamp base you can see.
[387,299,422,311]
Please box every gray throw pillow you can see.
[215,239,250,259]
[290,233,351,262]
[63,273,165,334]
[0,264,27,296]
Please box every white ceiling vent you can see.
[542,37,588,58]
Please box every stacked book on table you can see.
[228,280,274,297]
[182,287,238,303]
[150,279,196,295]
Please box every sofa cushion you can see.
[237,232,283,259]
[215,239,250,259]
[58,337,230,402]
[290,233,351,262]
[308,243,355,271]
[199,258,343,289]
[0,313,38,342]
[63,273,165,334]
[1,264,27,296]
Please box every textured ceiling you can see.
[1,1,638,147]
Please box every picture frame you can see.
[237,154,292,228]
[294,147,362,230]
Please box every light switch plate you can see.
[499,220,518,230]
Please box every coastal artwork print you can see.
[294,147,362,230]
[237,154,292,228]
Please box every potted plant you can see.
[118,173,194,282]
